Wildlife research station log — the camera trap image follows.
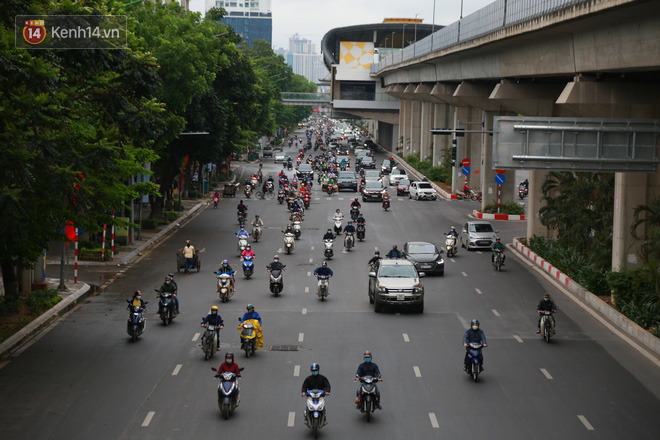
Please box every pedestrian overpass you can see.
[281,93,330,106]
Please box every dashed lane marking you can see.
[305,287,310,293]
[429,413,439,428]
[492,309,501,317]
[311,246,315,250]
[287,412,296,427]
[513,335,523,343]
[172,364,182,376]
[307,271,311,277]
[309,258,313,263]
[298,333,304,342]
[374,246,379,251]
[142,411,155,427]
[476,251,483,254]
[314,197,320,201]
[413,366,422,377]
[540,368,553,380]
[461,272,468,277]
[199,248,206,253]
[578,415,595,431]
[192,333,200,342]
[450,258,456,263]
[302,308,307,315]
[278,248,283,253]
[403,333,410,342]
[475,288,482,295]
[398,198,403,202]
[294,365,300,377]
[338,197,344,200]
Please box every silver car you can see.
[460,221,499,251]
[368,259,424,313]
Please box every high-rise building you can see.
[284,34,329,85]
[206,0,272,46]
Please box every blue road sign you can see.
[462,166,471,175]
[495,174,506,185]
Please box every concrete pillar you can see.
[612,173,656,270]
[408,100,422,158]
[398,99,409,155]
[432,102,451,167]
[480,111,515,209]
[419,101,433,160]
[526,170,551,239]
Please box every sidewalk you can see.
[1,170,240,358]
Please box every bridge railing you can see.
[371,0,589,74]
[281,92,331,102]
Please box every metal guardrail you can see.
[371,0,589,74]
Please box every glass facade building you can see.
[207,0,272,46]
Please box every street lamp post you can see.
[391,32,395,49]
[432,0,436,33]
[414,13,418,43]
[402,24,407,48]
[384,37,388,48]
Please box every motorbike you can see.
[304,389,328,439]
[244,184,252,198]
[242,255,254,279]
[303,193,311,209]
[283,232,295,254]
[277,190,286,204]
[215,272,234,303]
[237,210,247,224]
[287,161,293,170]
[356,376,381,422]
[126,300,147,342]
[444,234,458,257]
[323,239,334,259]
[333,218,343,235]
[238,317,261,357]
[356,223,366,241]
[237,236,249,255]
[155,289,176,326]
[213,196,219,208]
[292,220,302,239]
[518,183,528,199]
[201,323,219,360]
[492,249,504,271]
[269,266,285,296]
[465,342,484,382]
[540,311,555,343]
[382,197,390,211]
[350,207,360,222]
[344,232,355,251]
[316,275,330,301]
[250,177,258,188]
[252,225,262,242]
[327,185,334,196]
[211,367,244,419]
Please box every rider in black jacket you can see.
[536,293,557,333]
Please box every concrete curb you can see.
[473,210,527,221]
[121,201,207,266]
[0,282,93,358]
[511,237,660,357]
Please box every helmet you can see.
[310,363,320,373]
[168,272,174,277]
[393,245,398,249]
[255,214,259,218]
[134,290,141,297]
[471,319,480,327]
[186,240,191,245]
[225,352,234,363]
[543,293,550,300]
[274,255,279,260]
[247,304,254,310]
[359,214,363,218]
[165,276,170,281]
[364,350,372,361]
[246,244,251,249]
[322,261,328,267]
[375,251,380,255]
[348,221,352,225]
[222,259,228,265]
[496,237,501,242]
[239,200,243,204]
[451,226,456,230]
[354,198,358,201]
[336,208,340,212]
[327,229,332,233]
[211,305,218,311]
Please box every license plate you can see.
[397,294,405,301]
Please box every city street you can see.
[1,143,659,440]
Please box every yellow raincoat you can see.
[237,319,264,350]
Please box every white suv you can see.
[408,181,437,201]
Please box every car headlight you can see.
[413,285,423,293]
[377,286,387,293]
[469,234,477,240]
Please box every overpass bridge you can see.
[355,0,660,270]
[281,92,330,106]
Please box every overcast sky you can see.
[189,0,494,51]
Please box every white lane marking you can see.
[326,197,331,201]
[141,411,155,427]
[413,366,422,377]
[374,246,379,251]
[461,272,468,277]
[287,411,296,427]
[540,368,553,380]
[305,287,310,293]
[192,333,200,342]
[311,246,315,250]
[302,308,307,315]
[338,197,344,200]
[278,248,283,253]
[307,271,311,277]
[476,251,483,254]
[314,197,320,201]
[492,309,501,317]
[199,247,206,253]
[475,288,482,295]
[578,415,595,431]
[398,198,403,202]
[294,365,301,377]
[342,249,348,254]
[429,412,439,429]
[450,258,456,263]
[298,333,304,342]
[309,258,313,263]
[172,364,182,376]
[513,335,524,343]
[403,333,410,342]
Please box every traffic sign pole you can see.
[498,184,501,213]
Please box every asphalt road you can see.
[1,136,659,440]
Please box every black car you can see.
[337,171,358,192]
[361,157,376,169]
[296,164,314,180]
[402,242,445,276]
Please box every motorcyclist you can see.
[201,305,224,351]
[323,229,335,241]
[283,224,295,236]
[491,237,506,265]
[128,290,146,311]
[267,255,286,288]
[213,190,221,200]
[463,319,488,372]
[236,226,250,239]
[356,214,366,226]
[343,221,356,235]
[447,226,459,238]
[252,215,264,229]
[355,350,382,409]
[386,245,401,259]
[167,272,178,291]
[382,188,391,200]
[313,261,334,282]
[216,352,241,404]
[237,200,248,216]
[332,209,343,224]
[350,198,361,210]
[217,259,236,293]
[536,293,557,334]
[301,363,331,425]
[367,251,381,267]
[240,244,255,259]
[242,303,262,324]
[158,276,179,315]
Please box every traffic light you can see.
[451,144,457,166]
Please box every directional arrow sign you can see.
[462,166,471,175]
[495,174,506,185]
[462,158,471,167]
